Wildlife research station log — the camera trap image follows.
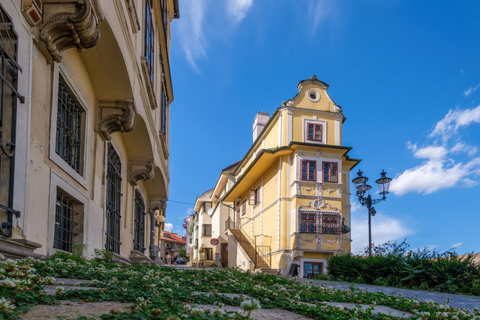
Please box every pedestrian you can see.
[166,252,171,266]
[172,251,178,266]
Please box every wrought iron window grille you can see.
[299,210,341,235]
[0,5,22,237]
[133,190,146,253]
[54,192,79,252]
[55,81,83,174]
[105,143,122,253]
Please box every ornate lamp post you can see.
[352,170,392,256]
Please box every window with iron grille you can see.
[55,81,83,173]
[301,160,316,181]
[160,87,167,135]
[202,224,212,237]
[0,5,22,237]
[299,210,341,235]
[323,162,338,183]
[321,212,341,235]
[133,190,146,253]
[54,192,79,252]
[105,143,122,253]
[145,0,154,84]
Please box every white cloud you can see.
[390,158,480,195]
[450,142,478,157]
[227,0,254,22]
[425,245,437,251]
[429,105,480,140]
[392,105,480,196]
[412,145,448,160]
[164,223,174,232]
[451,242,464,249]
[310,0,336,35]
[351,212,413,254]
[176,0,207,72]
[463,82,480,97]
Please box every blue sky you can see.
[165,0,480,254]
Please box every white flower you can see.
[0,279,16,288]
[240,298,261,312]
[55,286,65,295]
[0,297,15,312]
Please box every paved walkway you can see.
[300,279,480,310]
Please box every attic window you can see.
[308,89,320,102]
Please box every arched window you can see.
[133,190,146,253]
[0,5,22,237]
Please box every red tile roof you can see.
[161,231,186,244]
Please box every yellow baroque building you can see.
[194,76,361,276]
[0,0,179,263]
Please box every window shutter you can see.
[249,190,255,205]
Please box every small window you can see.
[164,233,170,238]
[301,160,316,181]
[254,186,261,205]
[165,243,170,248]
[323,162,338,183]
[54,192,78,252]
[304,262,323,279]
[307,123,322,142]
[241,200,247,216]
[182,237,186,241]
[202,224,212,237]
[203,202,212,212]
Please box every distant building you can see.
[0,0,179,264]
[195,76,360,276]
[160,231,186,260]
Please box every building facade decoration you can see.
[40,0,101,62]
[98,100,136,140]
[0,0,179,263]
[129,161,155,186]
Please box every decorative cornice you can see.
[40,0,101,62]
[128,161,155,186]
[98,100,136,140]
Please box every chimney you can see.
[253,112,269,142]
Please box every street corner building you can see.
[191,76,361,277]
[0,0,179,264]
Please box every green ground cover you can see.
[0,252,479,319]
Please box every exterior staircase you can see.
[230,229,269,269]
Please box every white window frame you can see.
[300,258,328,278]
[303,119,326,144]
[49,64,91,188]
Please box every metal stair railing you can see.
[225,218,271,269]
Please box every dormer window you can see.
[307,123,322,141]
[304,119,326,144]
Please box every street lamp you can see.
[352,170,392,256]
